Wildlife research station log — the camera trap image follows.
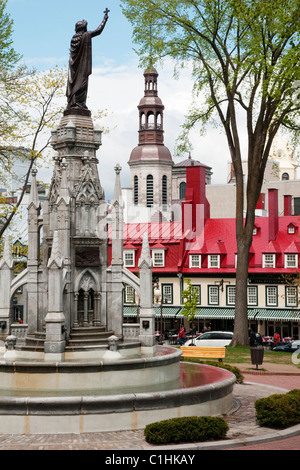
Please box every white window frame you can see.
[286,286,298,307]
[123,250,135,267]
[263,254,276,268]
[227,286,236,305]
[189,254,201,268]
[208,254,220,268]
[266,286,278,306]
[152,249,165,267]
[288,225,295,234]
[191,285,201,305]
[247,286,258,306]
[208,285,219,305]
[284,254,298,269]
[124,285,135,304]
[162,284,173,304]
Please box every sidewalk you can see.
[0,363,299,450]
[221,361,300,450]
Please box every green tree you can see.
[181,279,200,340]
[122,0,300,345]
[0,1,67,238]
[0,0,21,68]
[0,0,25,164]
[0,67,67,239]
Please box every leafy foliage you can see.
[180,278,199,322]
[144,416,229,444]
[0,1,67,238]
[122,0,300,346]
[255,389,300,429]
[0,0,21,68]
[0,67,67,238]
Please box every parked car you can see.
[273,340,300,352]
[184,331,233,347]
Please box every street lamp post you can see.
[154,282,164,345]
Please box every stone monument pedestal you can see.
[44,312,66,361]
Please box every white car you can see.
[184,331,233,347]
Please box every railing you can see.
[10,323,28,343]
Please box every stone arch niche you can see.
[75,181,98,236]
[73,269,101,327]
[74,165,104,237]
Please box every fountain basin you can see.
[0,346,236,434]
[0,346,181,391]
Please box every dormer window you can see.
[152,249,165,267]
[288,224,296,234]
[189,254,201,268]
[208,254,220,268]
[285,254,298,268]
[124,250,135,267]
[263,254,276,268]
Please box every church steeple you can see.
[129,66,173,164]
[128,66,174,211]
[138,66,165,146]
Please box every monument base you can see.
[44,340,66,357]
[63,107,91,117]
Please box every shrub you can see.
[255,389,300,429]
[144,416,229,445]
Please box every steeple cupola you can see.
[138,66,164,146]
[129,67,173,164]
[128,67,173,214]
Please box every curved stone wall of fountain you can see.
[0,345,235,434]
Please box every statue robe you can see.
[66,31,93,109]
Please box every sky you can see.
[6,0,235,200]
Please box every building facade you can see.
[118,164,300,341]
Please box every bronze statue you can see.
[66,8,109,111]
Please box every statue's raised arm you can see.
[91,9,110,38]
[66,9,110,112]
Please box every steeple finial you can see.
[113,164,122,202]
[138,233,152,269]
[28,167,40,210]
[47,231,64,269]
[0,235,13,270]
[57,158,71,205]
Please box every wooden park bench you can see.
[180,346,226,362]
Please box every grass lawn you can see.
[175,344,300,370]
[224,344,300,367]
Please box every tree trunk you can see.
[231,148,258,346]
[232,147,264,346]
[232,238,252,346]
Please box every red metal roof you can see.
[108,215,300,275]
